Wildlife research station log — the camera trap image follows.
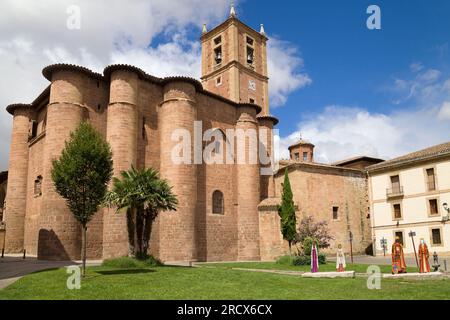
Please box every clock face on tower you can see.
[248,80,256,91]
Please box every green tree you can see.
[104,167,178,258]
[52,122,113,276]
[278,168,297,255]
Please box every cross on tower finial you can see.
[230,2,236,17]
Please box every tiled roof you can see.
[367,141,450,172]
[332,155,384,166]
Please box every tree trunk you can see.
[288,241,292,256]
[142,211,155,257]
[81,224,87,277]
[126,208,135,257]
[135,207,144,258]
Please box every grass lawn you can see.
[200,261,419,274]
[0,262,448,300]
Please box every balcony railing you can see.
[386,186,404,198]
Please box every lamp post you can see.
[408,231,419,268]
[380,237,387,257]
[349,231,354,264]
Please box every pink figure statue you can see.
[311,243,319,273]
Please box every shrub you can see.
[301,236,316,256]
[292,253,327,266]
[102,256,163,269]
[276,253,327,266]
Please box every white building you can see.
[368,142,450,255]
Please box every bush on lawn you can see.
[276,253,327,266]
[102,255,163,269]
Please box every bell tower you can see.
[201,4,270,115]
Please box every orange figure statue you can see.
[418,238,431,273]
[391,236,407,274]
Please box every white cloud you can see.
[438,101,450,120]
[279,105,450,164]
[0,0,310,170]
[267,38,312,107]
[280,65,450,163]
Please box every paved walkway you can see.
[0,255,101,289]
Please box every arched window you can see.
[34,175,43,197]
[212,190,224,214]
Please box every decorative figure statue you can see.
[391,236,407,274]
[311,243,319,273]
[336,244,346,272]
[418,238,430,273]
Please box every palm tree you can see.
[104,167,178,258]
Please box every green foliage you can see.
[51,122,113,277]
[301,236,316,256]
[278,168,297,252]
[52,121,113,226]
[102,256,163,269]
[104,166,178,257]
[292,254,327,266]
[276,254,327,266]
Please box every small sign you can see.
[408,231,416,237]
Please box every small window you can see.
[246,36,254,46]
[142,117,146,140]
[294,152,299,161]
[393,204,402,219]
[216,77,222,86]
[212,190,224,214]
[429,199,439,215]
[214,47,222,64]
[426,168,436,191]
[395,231,404,246]
[97,104,101,111]
[431,228,442,245]
[332,207,339,220]
[249,98,255,104]
[303,152,308,161]
[214,36,222,46]
[29,120,38,140]
[34,176,43,197]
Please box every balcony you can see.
[386,186,404,198]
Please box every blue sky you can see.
[0,0,450,167]
[236,0,450,145]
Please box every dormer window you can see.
[214,46,222,65]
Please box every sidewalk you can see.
[0,255,102,289]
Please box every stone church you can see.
[3,8,373,262]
